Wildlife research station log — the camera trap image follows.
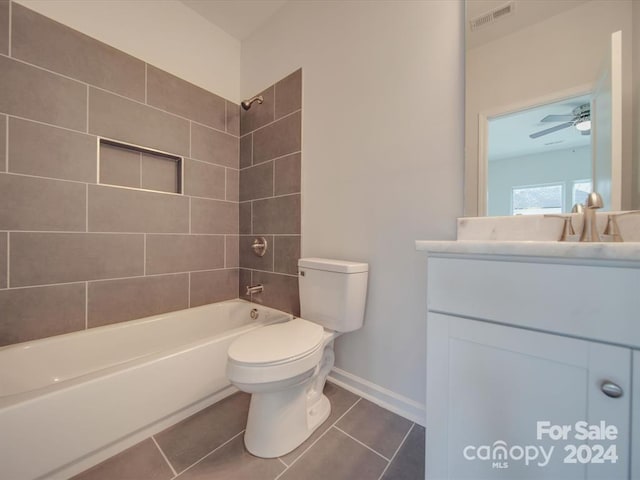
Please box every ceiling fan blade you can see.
[529,122,573,139]
[540,114,575,122]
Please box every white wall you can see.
[242,0,464,408]
[466,0,633,216]
[488,146,592,216]
[14,0,241,102]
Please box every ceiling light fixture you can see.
[575,118,591,131]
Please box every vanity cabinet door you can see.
[632,351,640,480]
[426,313,631,480]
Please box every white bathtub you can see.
[0,299,291,480]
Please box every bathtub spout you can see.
[246,284,264,295]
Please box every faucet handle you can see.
[544,214,576,241]
[585,192,604,209]
[602,210,640,243]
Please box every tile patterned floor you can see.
[72,382,425,480]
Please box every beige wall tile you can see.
[274,153,301,196]
[0,0,8,55]
[183,159,225,200]
[12,4,145,101]
[190,198,238,234]
[0,232,6,289]
[10,118,97,182]
[252,194,301,234]
[189,269,238,307]
[274,235,301,275]
[225,235,239,268]
[146,234,224,275]
[89,87,189,156]
[239,202,251,234]
[88,184,189,233]
[0,115,5,172]
[141,153,180,193]
[0,56,86,131]
[99,143,141,188]
[146,65,225,130]
[239,134,252,168]
[252,111,301,164]
[10,232,144,287]
[0,173,86,231]
[251,270,300,315]
[226,168,239,202]
[240,86,274,135]
[239,235,273,271]
[240,162,273,201]
[190,123,238,168]
[275,69,302,119]
[226,101,240,136]
[0,283,85,346]
[88,274,188,327]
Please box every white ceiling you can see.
[488,94,591,161]
[180,0,288,40]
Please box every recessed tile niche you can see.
[99,138,183,194]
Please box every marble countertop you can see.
[415,240,640,262]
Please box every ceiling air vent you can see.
[469,2,515,31]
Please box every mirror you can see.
[464,0,637,216]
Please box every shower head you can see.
[241,95,264,111]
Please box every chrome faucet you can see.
[246,284,264,295]
[577,192,603,242]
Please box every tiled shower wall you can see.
[0,2,240,347]
[238,70,302,315]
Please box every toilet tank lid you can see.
[298,258,368,273]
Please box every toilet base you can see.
[244,387,331,458]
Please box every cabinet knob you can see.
[601,381,623,398]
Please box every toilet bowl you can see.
[226,258,368,458]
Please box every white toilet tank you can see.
[298,258,368,332]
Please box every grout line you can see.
[174,430,245,477]
[239,150,300,171]
[274,398,362,478]
[151,436,178,478]
[376,423,415,480]
[0,269,226,292]
[239,191,300,203]
[249,108,301,137]
[223,234,227,268]
[85,85,89,133]
[5,115,9,172]
[5,113,93,138]
[7,0,11,57]
[334,426,391,462]
[143,234,147,275]
[144,64,148,105]
[84,282,88,329]
[188,197,192,234]
[0,53,231,135]
[6,233,10,288]
[187,272,191,307]
[85,183,89,232]
[277,457,288,468]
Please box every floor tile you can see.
[177,434,285,480]
[336,398,413,459]
[279,427,388,480]
[280,381,359,465]
[71,438,173,480]
[381,425,425,480]
[154,392,250,473]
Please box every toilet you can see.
[226,257,368,458]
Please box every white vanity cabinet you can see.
[425,254,640,480]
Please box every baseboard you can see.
[328,367,425,426]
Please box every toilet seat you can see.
[226,319,327,386]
